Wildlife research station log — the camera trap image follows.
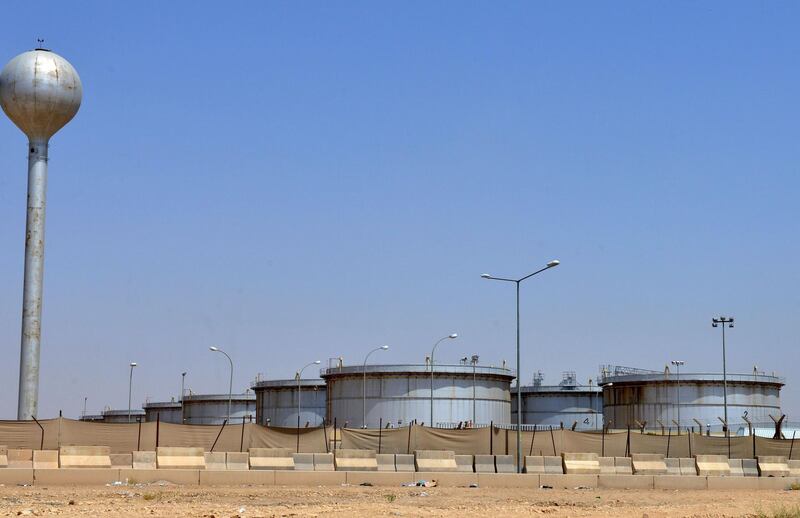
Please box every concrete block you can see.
[414,471,478,487]
[789,460,800,477]
[679,457,697,476]
[0,468,33,485]
[524,456,563,474]
[395,454,415,472]
[226,452,250,471]
[35,468,122,486]
[119,468,200,485]
[200,470,275,485]
[728,458,745,477]
[249,448,294,470]
[665,458,681,476]
[561,452,600,474]
[376,453,396,472]
[293,453,314,471]
[274,471,347,486]
[695,455,730,476]
[653,475,707,489]
[495,455,516,474]
[110,453,132,468]
[631,454,666,475]
[742,459,758,477]
[8,449,32,469]
[33,450,58,470]
[345,471,414,486]
[707,477,759,490]
[132,451,156,470]
[333,449,377,471]
[0,446,7,468]
[757,456,790,477]
[614,456,633,475]
[477,473,541,488]
[473,455,495,473]
[414,450,457,472]
[156,447,205,470]
[203,452,227,471]
[599,457,615,474]
[455,454,474,472]
[314,453,335,471]
[59,446,112,469]
[599,474,654,489]
[539,473,598,489]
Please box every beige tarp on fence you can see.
[0,419,795,457]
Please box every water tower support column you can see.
[18,138,49,420]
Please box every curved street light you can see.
[128,362,137,423]
[296,360,321,428]
[362,346,389,428]
[209,346,234,421]
[481,259,560,473]
[430,333,458,426]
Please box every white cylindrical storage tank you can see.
[322,363,514,428]
[600,368,783,434]
[143,401,183,424]
[251,379,327,427]
[181,393,256,425]
[78,414,104,422]
[101,409,145,423]
[511,385,603,430]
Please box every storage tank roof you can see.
[182,393,256,402]
[599,372,784,387]
[252,379,326,389]
[321,363,514,379]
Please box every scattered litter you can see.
[540,485,553,489]
[411,480,437,487]
[107,481,126,487]
[415,491,429,497]
[238,507,246,514]
[469,483,479,488]
[359,482,373,487]
[573,486,591,490]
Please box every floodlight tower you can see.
[0,45,82,419]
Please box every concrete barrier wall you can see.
[156,447,205,470]
[8,449,32,469]
[110,453,132,468]
[679,458,696,476]
[455,454,474,473]
[631,454,666,475]
[334,449,377,471]
[313,453,335,471]
[132,451,156,470]
[757,456,790,477]
[33,450,58,469]
[495,455,516,474]
[789,460,800,477]
[562,453,600,475]
[395,454,415,472]
[293,453,314,471]
[664,458,680,476]
[524,456,562,474]
[414,450,457,472]
[0,446,7,468]
[226,452,250,471]
[376,453,396,471]
[614,457,633,475]
[599,457,615,474]
[695,455,730,476]
[473,455,494,473]
[59,446,111,469]
[204,452,227,471]
[249,448,294,470]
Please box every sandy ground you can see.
[0,485,798,517]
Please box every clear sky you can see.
[0,1,797,421]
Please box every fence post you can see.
[625,426,630,457]
[240,415,246,453]
[156,412,160,448]
[333,418,337,452]
[210,419,228,452]
[378,418,383,454]
[137,419,142,451]
[687,428,692,458]
[601,425,605,457]
[549,426,556,456]
[790,431,795,460]
[666,428,671,458]
[529,426,536,457]
[489,421,493,455]
[505,428,508,456]
[406,423,412,454]
[31,415,44,450]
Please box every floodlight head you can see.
[380,345,389,350]
[182,372,187,376]
[130,362,137,367]
[209,346,219,352]
[546,259,560,268]
[314,360,321,365]
[449,333,458,339]
[480,274,492,279]
[712,322,718,328]
[0,49,82,141]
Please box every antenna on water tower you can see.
[0,46,82,420]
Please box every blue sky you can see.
[0,1,797,420]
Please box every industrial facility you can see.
[142,400,182,424]
[511,371,603,430]
[252,379,326,427]
[181,393,256,425]
[599,365,784,434]
[320,362,514,428]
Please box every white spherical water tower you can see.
[0,46,82,419]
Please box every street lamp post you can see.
[712,316,734,433]
[83,396,87,418]
[209,346,234,421]
[127,362,137,423]
[430,333,458,427]
[181,372,187,402]
[482,259,560,472]
[296,361,321,428]
[670,360,685,428]
[471,355,479,425]
[362,346,389,428]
